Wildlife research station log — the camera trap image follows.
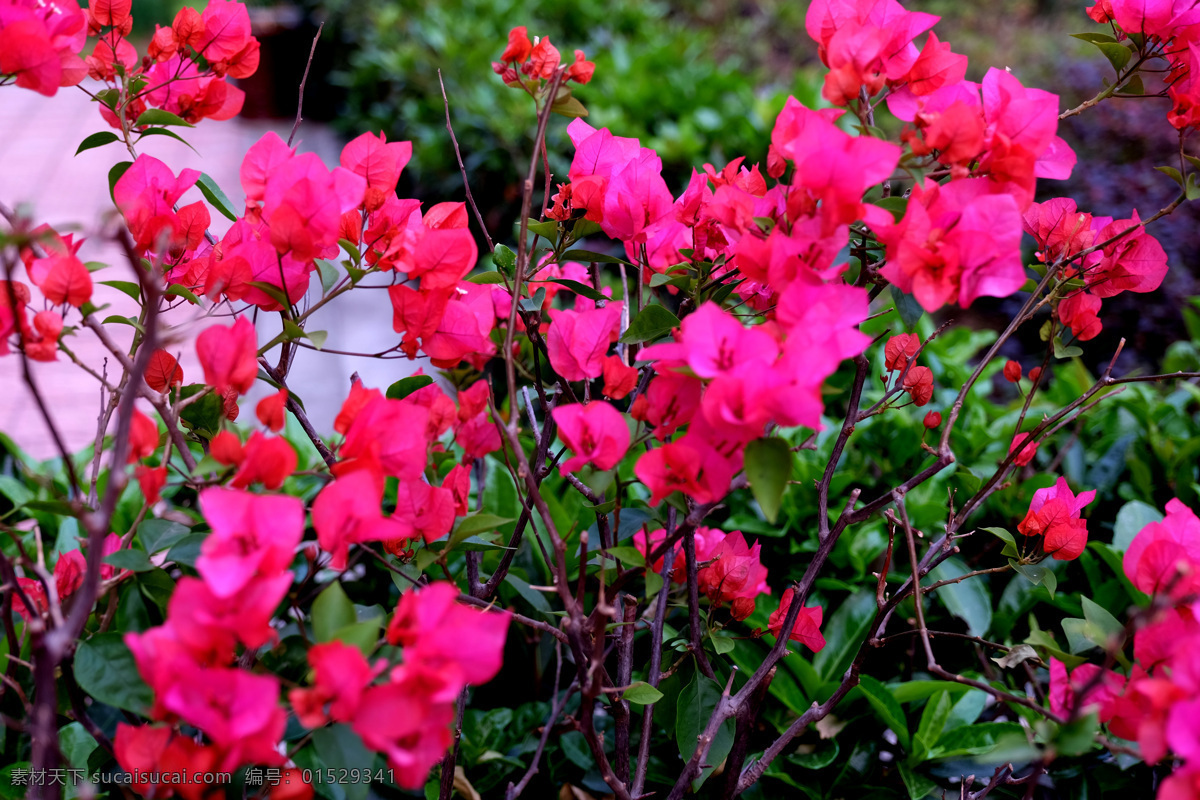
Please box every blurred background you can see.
[4,0,1200,456]
[219,0,1200,370]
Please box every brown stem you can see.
[287,23,324,148]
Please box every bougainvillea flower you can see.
[392,479,456,544]
[696,530,770,620]
[339,395,431,482]
[1087,211,1169,298]
[228,432,296,491]
[340,131,413,212]
[352,680,455,789]
[27,252,92,307]
[0,0,87,96]
[634,435,737,506]
[871,177,1025,312]
[385,583,510,690]
[1009,433,1039,466]
[768,588,826,652]
[161,664,286,771]
[902,365,934,406]
[313,468,412,570]
[24,309,62,362]
[197,487,304,598]
[169,571,294,661]
[1058,290,1103,341]
[1017,476,1096,561]
[1123,498,1200,597]
[144,349,184,393]
[255,389,288,432]
[630,369,702,440]
[53,548,85,600]
[113,154,202,252]
[334,378,383,435]
[884,333,921,372]
[499,26,532,63]
[601,355,639,399]
[114,724,223,800]
[546,302,623,381]
[196,317,258,397]
[289,642,382,728]
[1048,657,1124,720]
[127,407,159,463]
[641,302,778,379]
[551,402,630,474]
[135,464,167,505]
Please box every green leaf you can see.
[560,249,632,265]
[1156,165,1184,186]
[929,556,992,637]
[872,196,909,222]
[1010,559,1057,598]
[743,437,792,524]
[137,568,175,611]
[543,278,607,301]
[623,681,664,705]
[134,108,195,128]
[859,675,910,752]
[1063,596,1126,657]
[446,513,514,547]
[337,238,362,264]
[1053,337,1084,359]
[58,721,97,770]
[812,589,875,684]
[103,549,154,573]
[891,285,924,330]
[311,726,373,800]
[75,131,119,156]
[136,126,200,154]
[196,173,239,222]
[550,95,589,118]
[493,244,516,276]
[98,280,140,301]
[786,739,839,770]
[468,270,507,284]
[913,691,952,762]
[1095,41,1133,72]
[108,161,133,201]
[331,618,381,657]
[526,219,558,240]
[1071,32,1118,43]
[165,283,202,305]
[898,762,937,799]
[675,672,736,791]
[983,526,1020,559]
[313,582,356,643]
[136,515,192,554]
[621,305,681,344]
[74,633,154,713]
[1186,172,1200,201]
[386,375,434,400]
[1052,713,1100,757]
[603,545,646,567]
[178,385,224,438]
[102,314,143,332]
[315,259,341,293]
[165,532,206,567]
[926,721,1025,759]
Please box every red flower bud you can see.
[923,410,942,429]
[1003,360,1022,382]
[1029,366,1043,384]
